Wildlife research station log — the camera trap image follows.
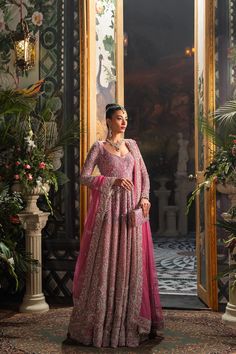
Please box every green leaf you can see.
[0,241,11,258]
[54,170,70,185]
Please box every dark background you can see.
[124,0,195,232]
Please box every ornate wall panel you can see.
[215,0,236,307]
[0,0,80,302]
[95,0,117,140]
[40,0,80,302]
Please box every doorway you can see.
[79,0,218,310]
[124,0,204,308]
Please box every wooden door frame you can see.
[79,0,124,235]
[194,0,218,310]
[80,0,218,310]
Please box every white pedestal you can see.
[220,209,236,328]
[18,202,50,313]
[154,177,171,234]
[163,206,179,237]
[175,175,195,236]
[222,302,236,327]
[20,293,49,313]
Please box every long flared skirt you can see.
[68,188,164,348]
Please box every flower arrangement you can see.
[0,117,58,207]
[187,137,236,213]
[187,100,236,289]
[0,78,80,294]
[204,138,236,185]
[0,79,79,212]
[187,100,236,213]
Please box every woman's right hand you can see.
[113,178,134,191]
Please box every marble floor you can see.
[153,236,197,296]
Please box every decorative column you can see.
[163,206,179,237]
[18,194,50,313]
[217,184,236,327]
[175,175,195,236]
[154,177,171,235]
[222,242,236,327]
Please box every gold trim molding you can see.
[194,0,218,310]
[79,1,124,235]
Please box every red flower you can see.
[9,215,20,224]
[233,139,236,144]
[26,173,33,181]
[15,161,21,166]
[23,164,31,169]
[14,174,20,180]
[38,162,46,169]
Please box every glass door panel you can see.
[195,0,218,309]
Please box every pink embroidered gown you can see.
[68,139,164,348]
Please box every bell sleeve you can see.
[80,141,117,193]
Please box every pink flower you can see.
[15,161,21,166]
[23,164,31,169]
[14,174,20,180]
[5,164,10,169]
[26,173,33,181]
[39,162,46,169]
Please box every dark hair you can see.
[105,103,126,119]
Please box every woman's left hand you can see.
[140,198,151,217]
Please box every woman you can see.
[67,103,164,348]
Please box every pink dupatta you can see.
[73,175,105,300]
[133,153,164,331]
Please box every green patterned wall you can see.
[0,0,81,301]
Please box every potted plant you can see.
[0,80,79,312]
[0,80,79,212]
[187,101,236,213]
[187,100,236,326]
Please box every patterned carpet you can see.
[1,306,236,353]
[153,236,197,296]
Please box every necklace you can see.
[106,138,124,151]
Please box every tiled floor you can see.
[153,236,197,296]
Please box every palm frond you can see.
[215,264,236,279]
[0,90,37,116]
[0,241,11,258]
[217,219,236,234]
[199,117,224,147]
[44,119,80,155]
[214,100,236,131]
